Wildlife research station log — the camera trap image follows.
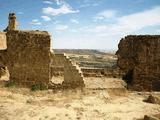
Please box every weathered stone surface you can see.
[6,30,51,87]
[0,32,7,79]
[0,32,7,50]
[51,53,85,88]
[116,35,160,91]
[81,67,124,78]
[144,94,160,104]
[50,66,124,78]
[4,13,17,31]
[144,115,159,120]
[0,13,85,89]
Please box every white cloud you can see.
[69,29,78,32]
[41,16,51,21]
[54,0,62,5]
[30,19,42,25]
[32,19,38,22]
[17,12,23,14]
[91,6,160,35]
[79,1,101,8]
[86,25,108,33]
[42,5,79,16]
[70,19,79,24]
[116,7,160,33]
[95,10,117,21]
[55,24,68,31]
[43,1,53,4]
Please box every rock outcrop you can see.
[116,35,160,91]
[144,94,160,104]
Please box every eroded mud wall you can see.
[51,53,85,88]
[116,35,160,91]
[0,32,7,50]
[6,30,51,87]
[0,32,8,79]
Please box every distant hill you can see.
[54,49,106,55]
[53,49,117,68]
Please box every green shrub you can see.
[31,82,48,91]
[5,81,16,87]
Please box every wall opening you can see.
[122,70,133,85]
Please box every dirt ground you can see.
[52,77,127,89]
[0,77,160,120]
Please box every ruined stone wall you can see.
[0,32,7,78]
[0,13,86,89]
[50,67,63,76]
[50,67,124,78]
[63,58,84,88]
[82,68,124,78]
[116,35,160,91]
[0,32,7,50]
[0,29,84,88]
[51,53,84,88]
[50,53,65,76]
[6,30,51,87]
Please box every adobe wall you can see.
[116,35,160,91]
[50,66,124,78]
[50,53,65,77]
[0,29,84,88]
[81,68,124,78]
[0,32,7,78]
[0,13,85,89]
[51,53,85,88]
[63,58,84,88]
[0,32,7,50]
[6,30,51,87]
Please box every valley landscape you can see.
[0,0,160,119]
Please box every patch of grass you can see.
[5,81,17,87]
[31,82,48,91]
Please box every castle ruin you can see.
[0,13,84,88]
[0,13,160,91]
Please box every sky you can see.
[0,0,160,50]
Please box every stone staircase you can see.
[50,53,85,88]
[62,53,84,88]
